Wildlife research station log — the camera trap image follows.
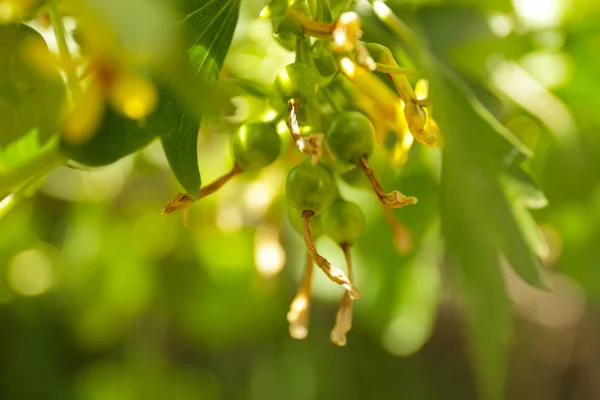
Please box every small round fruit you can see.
[273,63,319,104]
[340,167,370,189]
[287,206,323,237]
[326,111,375,165]
[322,199,366,245]
[231,123,281,171]
[286,161,337,214]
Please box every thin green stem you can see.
[375,63,424,77]
[371,1,418,48]
[322,89,341,113]
[48,1,81,97]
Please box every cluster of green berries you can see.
[163,58,416,345]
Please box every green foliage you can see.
[0,24,64,148]
[160,0,240,196]
[61,95,168,166]
[2,0,600,399]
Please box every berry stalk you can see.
[198,164,242,199]
[162,164,242,215]
[287,250,314,340]
[301,210,360,299]
[331,243,355,346]
[358,157,417,208]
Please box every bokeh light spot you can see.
[254,226,285,277]
[7,248,53,296]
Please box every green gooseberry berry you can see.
[322,198,366,245]
[273,62,319,104]
[340,167,369,189]
[340,147,387,189]
[286,161,337,215]
[231,122,281,171]
[287,206,323,237]
[326,111,375,166]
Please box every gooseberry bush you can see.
[0,0,549,397]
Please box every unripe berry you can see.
[286,161,337,214]
[231,123,281,171]
[274,63,319,104]
[322,199,366,245]
[340,167,369,189]
[326,111,375,166]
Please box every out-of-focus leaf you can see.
[381,224,441,357]
[440,146,510,400]
[386,0,512,13]
[487,174,547,289]
[326,0,355,19]
[503,163,548,209]
[72,0,180,69]
[160,0,240,197]
[433,65,546,398]
[0,130,50,175]
[427,77,545,288]
[316,0,333,23]
[60,86,188,166]
[433,68,532,168]
[0,130,64,195]
[361,3,547,395]
[415,6,530,82]
[0,24,65,149]
[509,200,549,261]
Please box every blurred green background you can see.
[2,0,600,399]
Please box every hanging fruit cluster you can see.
[162,1,442,346]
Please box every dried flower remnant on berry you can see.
[287,251,314,339]
[358,157,417,208]
[321,199,366,345]
[332,12,375,71]
[288,100,325,165]
[331,244,354,346]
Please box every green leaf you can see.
[60,107,158,166]
[0,130,65,196]
[433,65,546,398]
[433,67,532,168]
[381,224,441,357]
[386,0,513,13]
[503,163,548,210]
[73,0,181,68]
[488,175,548,289]
[316,0,333,23]
[60,86,184,167]
[160,0,240,197]
[440,147,510,400]
[0,24,65,149]
[326,0,355,19]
